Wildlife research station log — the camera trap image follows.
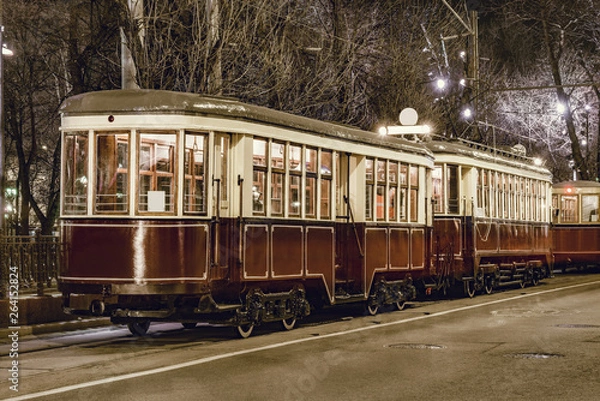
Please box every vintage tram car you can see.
[552,180,600,271]
[58,89,434,337]
[427,139,553,297]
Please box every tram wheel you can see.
[366,303,379,316]
[484,277,493,295]
[396,300,407,311]
[281,317,297,331]
[464,280,476,298]
[128,320,150,336]
[235,324,254,339]
[532,272,540,286]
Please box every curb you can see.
[0,317,112,342]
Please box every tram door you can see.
[210,133,231,278]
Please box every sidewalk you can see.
[0,316,111,342]
[1,291,112,342]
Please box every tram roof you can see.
[554,180,600,189]
[60,89,433,160]
[427,138,552,178]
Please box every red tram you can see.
[552,180,600,271]
[427,139,553,297]
[58,89,434,337]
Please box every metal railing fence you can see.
[0,234,61,297]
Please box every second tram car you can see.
[427,139,553,296]
[58,89,434,337]
[552,180,600,271]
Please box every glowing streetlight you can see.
[436,78,447,90]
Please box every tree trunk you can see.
[541,17,590,180]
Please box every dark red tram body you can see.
[551,180,600,270]
[427,140,553,296]
[59,90,434,337]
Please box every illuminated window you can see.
[365,158,374,220]
[289,144,302,217]
[561,195,578,223]
[95,132,129,214]
[252,138,267,215]
[409,165,419,222]
[271,142,285,216]
[138,132,176,213]
[582,195,599,222]
[63,132,88,215]
[320,150,332,219]
[432,166,444,214]
[184,133,207,214]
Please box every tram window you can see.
[432,166,444,214]
[376,185,385,220]
[376,160,386,220]
[447,165,459,214]
[218,135,229,202]
[138,133,176,213]
[184,133,207,214]
[95,132,129,214]
[305,147,317,218]
[399,164,408,221]
[306,148,317,173]
[561,195,578,223]
[306,176,317,217]
[289,175,301,217]
[271,172,284,216]
[320,150,332,219]
[271,142,285,169]
[252,139,267,214]
[63,132,88,215]
[365,158,374,220]
[271,142,285,216]
[552,194,559,223]
[409,165,419,222]
[389,162,398,220]
[582,195,599,222]
[289,144,302,217]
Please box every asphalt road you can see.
[2,273,600,401]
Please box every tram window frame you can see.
[320,150,333,219]
[305,147,318,218]
[389,161,398,221]
[94,131,130,214]
[582,194,599,222]
[137,132,177,214]
[409,165,419,222]
[561,195,578,223]
[288,144,302,217]
[399,163,408,221]
[252,138,268,215]
[270,141,285,216]
[365,158,374,221]
[376,160,386,221]
[432,166,444,214]
[63,132,89,215]
[251,137,334,221]
[447,165,459,214]
[183,132,208,215]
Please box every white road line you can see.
[7,279,600,401]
